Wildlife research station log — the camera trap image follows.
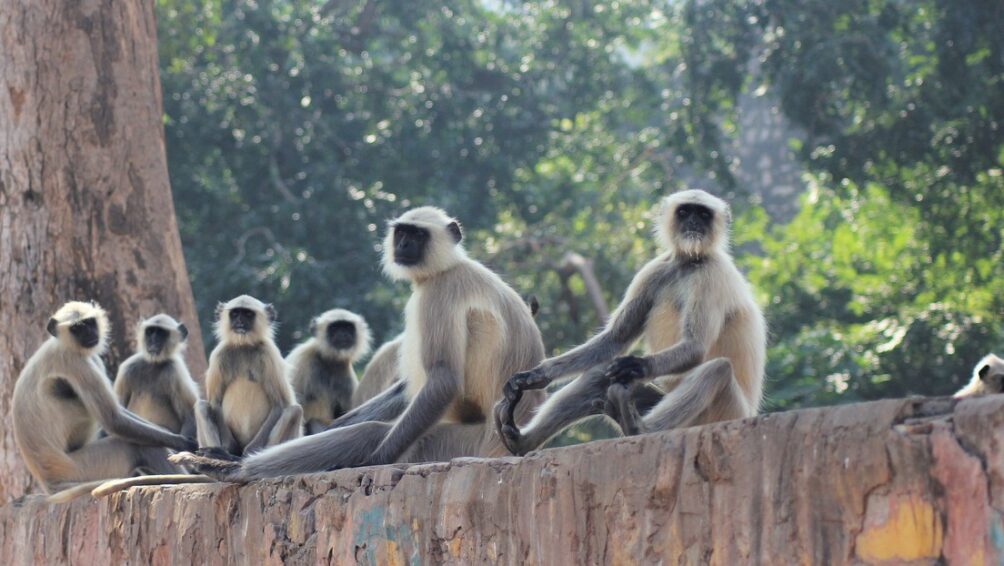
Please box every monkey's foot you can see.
[492,399,528,456]
[607,383,643,436]
[169,452,244,481]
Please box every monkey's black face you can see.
[327,321,357,350]
[393,223,429,266]
[70,318,100,349]
[979,365,1004,393]
[144,326,169,355]
[675,204,714,239]
[229,308,257,335]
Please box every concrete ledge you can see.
[2,396,1002,564]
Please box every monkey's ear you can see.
[46,318,58,337]
[177,323,189,340]
[979,364,991,381]
[308,317,318,335]
[526,295,540,317]
[215,302,226,320]
[265,304,277,323]
[447,221,463,243]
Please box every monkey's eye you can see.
[676,208,689,218]
[700,210,711,220]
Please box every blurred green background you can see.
[157,0,1004,425]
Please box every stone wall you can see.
[2,396,1002,564]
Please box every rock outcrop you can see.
[2,396,1002,564]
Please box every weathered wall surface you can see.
[1,396,1002,565]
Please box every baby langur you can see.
[115,314,199,438]
[197,295,303,454]
[288,309,372,434]
[13,302,195,502]
[954,354,1004,398]
[351,335,403,408]
[172,207,545,480]
[495,189,767,454]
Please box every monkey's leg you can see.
[64,437,142,482]
[133,446,185,475]
[602,383,666,427]
[327,380,408,429]
[305,420,327,435]
[399,423,488,463]
[265,405,303,447]
[243,406,283,454]
[195,401,236,452]
[46,438,157,502]
[636,358,747,434]
[498,366,610,456]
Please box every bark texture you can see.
[1,396,1002,565]
[0,0,207,501]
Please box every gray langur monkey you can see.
[351,334,403,409]
[955,354,1004,398]
[288,309,372,434]
[195,295,303,455]
[115,314,199,438]
[13,302,196,503]
[495,189,767,455]
[171,206,545,480]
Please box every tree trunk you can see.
[0,0,207,501]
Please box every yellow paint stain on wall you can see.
[856,495,943,563]
[378,540,405,566]
[448,535,462,557]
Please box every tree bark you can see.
[0,0,206,501]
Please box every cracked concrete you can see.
[1,396,1003,564]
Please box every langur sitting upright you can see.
[195,295,303,456]
[172,207,545,480]
[495,189,767,454]
[287,309,372,434]
[955,354,1004,398]
[115,314,200,437]
[351,335,403,409]
[13,302,196,502]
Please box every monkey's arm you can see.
[327,380,409,429]
[366,365,459,465]
[113,362,132,407]
[173,374,200,439]
[505,262,673,395]
[365,309,466,466]
[605,291,725,385]
[73,364,195,452]
[243,405,283,454]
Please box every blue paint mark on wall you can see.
[990,511,1004,558]
[352,506,420,566]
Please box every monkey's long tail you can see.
[47,480,109,504]
[91,474,217,498]
[168,452,244,481]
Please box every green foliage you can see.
[159,0,1004,417]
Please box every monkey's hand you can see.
[604,355,650,385]
[173,435,199,453]
[503,367,550,400]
